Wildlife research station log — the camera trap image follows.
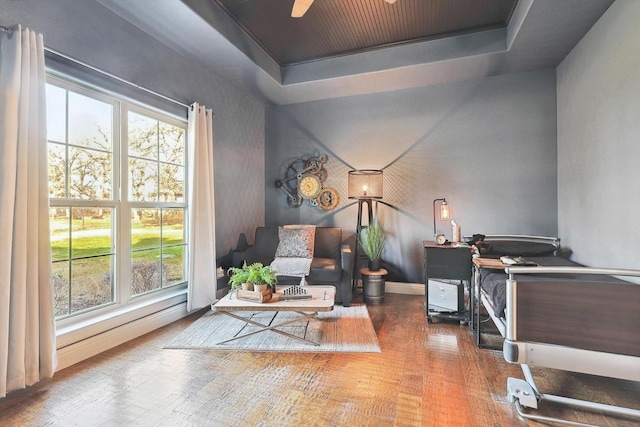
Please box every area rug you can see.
[164,304,380,353]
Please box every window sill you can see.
[56,288,188,350]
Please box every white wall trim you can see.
[55,287,229,371]
[385,281,424,295]
[56,290,188,348]
[56,303,191,371]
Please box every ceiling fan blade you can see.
[385,0,398,3]
[291,0,314,18]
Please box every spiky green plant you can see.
[359,220,386,260]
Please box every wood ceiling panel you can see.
[214,0,517,65]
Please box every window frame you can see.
[47,73,189,330]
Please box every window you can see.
[47,76,188,320]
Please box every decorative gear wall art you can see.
[275,153,340,210]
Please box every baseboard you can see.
[56,302,190,372]
[385,281,425,295]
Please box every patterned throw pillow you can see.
[275,225,316,258]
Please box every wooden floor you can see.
[1,293,638,426]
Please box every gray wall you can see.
[11,0,634,284]
[1,0,266,262]
[266,70,558,282]
[557,0,640,272]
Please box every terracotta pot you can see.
[241,282,254,291]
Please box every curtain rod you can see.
[1,25,193,111]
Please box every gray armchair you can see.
[230,226,353,306]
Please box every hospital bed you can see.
[471,235,640,425]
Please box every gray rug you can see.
[165,304,381,353]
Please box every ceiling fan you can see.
[292,0,398,18]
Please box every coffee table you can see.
[212,285,335,346]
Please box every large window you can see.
[47,76,188,320]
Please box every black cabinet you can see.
[423,241,472,323]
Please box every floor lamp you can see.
[348,170,383,289]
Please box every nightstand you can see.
[423,241,473,324]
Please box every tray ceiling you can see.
[96,0,616,105]
[213,0,518,66]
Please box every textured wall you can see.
[1,0,266,263]
[266,70,558,282]
[557,0,640,271]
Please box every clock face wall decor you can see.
[298,175,321,199]
[275,153,340,210]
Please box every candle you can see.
[451,220,460,243]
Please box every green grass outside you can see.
[51,217,186,316]
[51,233,185,259]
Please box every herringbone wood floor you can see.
[0,293,638,426]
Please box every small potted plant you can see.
[246,262,278,292]
[227,262,252,291]
[227,262,278,293]
[359,219,386,271]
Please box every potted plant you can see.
[246,262,278,292]
[227,262,252,291]
[227,262,278,293]
[359,219,386,271]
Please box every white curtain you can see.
[0,25,57,398]
[187,103,217,311]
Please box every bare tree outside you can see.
[47,82,187,318]
[128,111,186,297]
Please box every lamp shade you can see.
[348,170,383,199]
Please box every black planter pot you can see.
[368,259,381,271]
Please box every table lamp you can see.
[433,198,451,241]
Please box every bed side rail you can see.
[505,267,640,364]
[463,234,560,247]
[506,266,640,277]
